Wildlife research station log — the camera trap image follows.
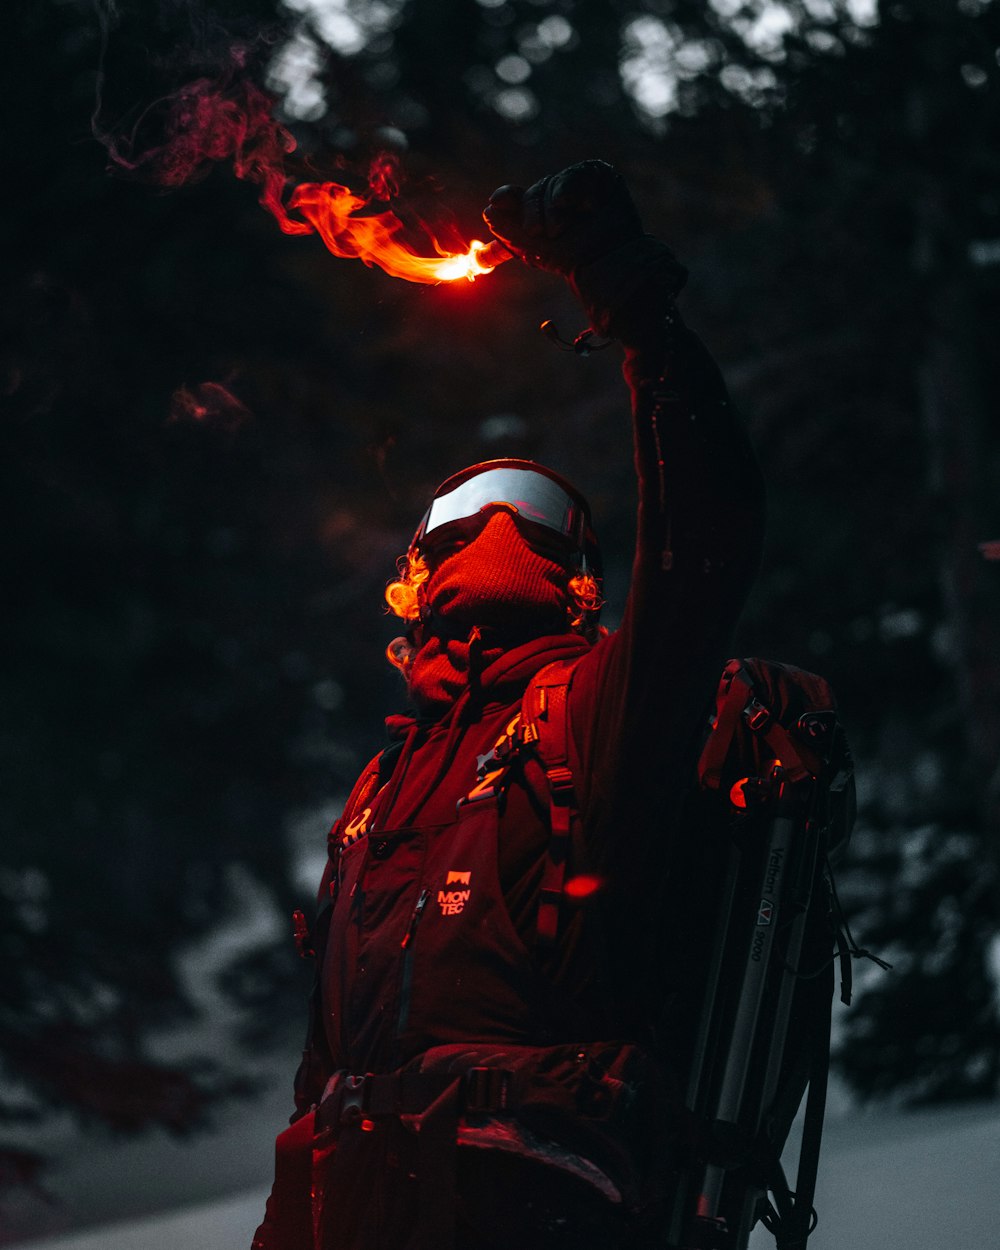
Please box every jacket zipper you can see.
[396,887,430,1042]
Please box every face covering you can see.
[407,511,569,714]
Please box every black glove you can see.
[483,160,643,276]
[483,160,687,338]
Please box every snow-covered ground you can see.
[750,1099,1000,1249]
[6,1098,998,1249]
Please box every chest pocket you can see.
[394,788,553,1055]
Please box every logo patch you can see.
[439,870,472,915]
[756,900,774,927]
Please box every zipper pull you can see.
[291,909,314,960]
[401,888,430,950]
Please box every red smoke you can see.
[101,74,308,237]
[168,381,251,430]
[367,152,401,203]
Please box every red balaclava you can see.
[407,510,570,714]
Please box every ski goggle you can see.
[411,463,591,565]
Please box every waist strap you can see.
[316,1066,513,1250]
[316,1066,513,1132]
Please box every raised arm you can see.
[484,162,766,840]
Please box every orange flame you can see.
[287,181,503,284]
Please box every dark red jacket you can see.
[254,311,766,1250]
[308,314,765,1090]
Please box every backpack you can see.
[661,657,883,1250]
[518,655,873,1250]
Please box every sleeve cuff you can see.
[569,236,688,338]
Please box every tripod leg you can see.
[675,770,825,1250]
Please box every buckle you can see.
[475,718,521,780]
[546,765,575,801]
[465,1067,510,1115]
[797,710,835,742]
[339,1073,369,1125]
[745,699,772,732]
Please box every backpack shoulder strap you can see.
[520,656,583,946]
[331,742,404,851]
[697,658,750,791]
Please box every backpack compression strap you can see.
[520,657,582,947]
[699,659,824,791]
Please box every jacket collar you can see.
[386,632,590,740]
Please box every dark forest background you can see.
[3,0,999,1221]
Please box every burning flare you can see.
[96,72,509,284]
[287,182,508,283]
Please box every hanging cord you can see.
[466,625,486,717]
[774,860,891,1004]
[827,864,892,1006]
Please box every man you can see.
[254,161,766,1249]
